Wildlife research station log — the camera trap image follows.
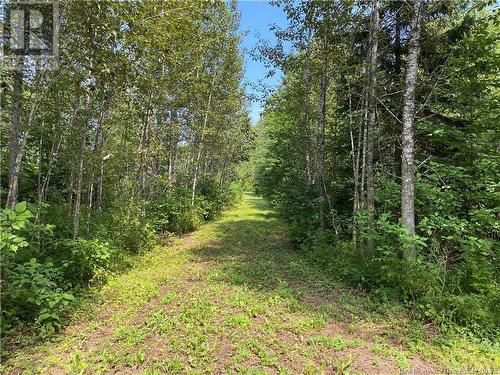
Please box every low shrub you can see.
[107,200,158,254]
[55,238,119,286]
[148,188,203,234]
[3,258,74,336]
[1,203,74,336]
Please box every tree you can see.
[5,64,23,209]
[365,0,380,251]
[401,0,423,260]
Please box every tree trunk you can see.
[96,145,105,212]
[40,95,81,204]
[170,131,179,184]
[95,103,109,212]
[73,93,91,239]
[316,20,329,230]
[401,0,423,261]
[139,98,153,197]
[6,64,48,209]
[349,85,362,243]
[6,83,41,210]
[73,132,86,239]
[219,157,227,188]
[167,118,178,185]
[6,65,23,209]
[360,105,368,208]
[366,0,380,251]
[303,28,313,184]
[36,121,44,222]
[191,71,217,206]
[86,172,94,234]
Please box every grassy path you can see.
[4,194,439,374]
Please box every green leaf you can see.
[37,312,52,322]
[62,293,75,301]
[14,201,27,213]
[7,211,16,221]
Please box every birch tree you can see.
[401,0,423,260]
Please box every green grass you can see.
[1,193,498,374]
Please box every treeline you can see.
[1,1,250,338]
[253,0,499,335]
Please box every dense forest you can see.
[251,0,499,336]
[1,0,499,372]
[1,1,251,338]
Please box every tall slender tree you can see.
[365,0,380,251]
[401,0,423,260]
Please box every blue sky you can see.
[237,0,289,124]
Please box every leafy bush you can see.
[107,200,157,254]
[1,203,75,336]
[148,189,203,234]
[198,179,239,220]
[3,258,74,336]
[55,239,118,286]
[147,182,239,235]
[0,201,33,254]
[300,231,364,285]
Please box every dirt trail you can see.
[3,194,437,374]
